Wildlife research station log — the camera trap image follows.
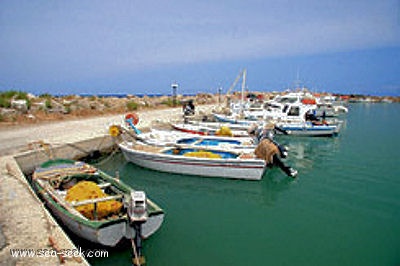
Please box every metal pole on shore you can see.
[171,82,178,107]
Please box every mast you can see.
[240,68,247,115]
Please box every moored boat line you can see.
[111,113,298,179]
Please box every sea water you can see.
[86,103,400,266]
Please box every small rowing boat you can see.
[32,159,164,248]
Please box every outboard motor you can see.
[254,125,288,158]
[252,125,297,178]
[127,191,148,223]
[127,191,148,266]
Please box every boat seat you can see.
[70,195,123,207]
[57,190,67,197]
[97,182,112,189]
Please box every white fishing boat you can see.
[119,141,267,180]
[212,113,260,125]
[272,103,342,136]
[264,92,348,119]
[274,120,342,137]
[186,119,258,132]
[138,129,256,150]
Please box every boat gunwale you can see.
[119,142,264,164]
[33,160,164,229]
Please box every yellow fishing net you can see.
[183,151,222,159]
[215,126,233,137]
[65,181,122,219]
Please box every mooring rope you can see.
[131,238,141,266]
[30,140,55,160]
[93,147,119,166]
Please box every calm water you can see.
[86,103,400,266]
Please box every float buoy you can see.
[125,113,139,125]
[109,125,121,137]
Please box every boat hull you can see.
[119,143,266,180]
[275,123,340,137]
[34,182,164,246]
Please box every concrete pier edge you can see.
[0,105,213,265]
[0,135,116,265]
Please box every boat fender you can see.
[109,125,121,137]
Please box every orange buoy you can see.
[125,113,139,125]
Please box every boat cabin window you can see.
[288,106,300,116]
[282,105,289,113]
[279,97,297,104]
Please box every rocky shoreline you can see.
[1,91,398,127]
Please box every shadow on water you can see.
[97,152,296,206]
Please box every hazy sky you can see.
[1,0,399,96]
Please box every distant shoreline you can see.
[1,90,399,127]
[70,93,198,98]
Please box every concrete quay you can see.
[0,106,203,265]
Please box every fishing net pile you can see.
[254,139,279,164]
[215,126,233,137]
[183,151,222,159]
[65,181,123,219]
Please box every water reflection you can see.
[95,152,296,208]
[88,143,333,265]
[275,135,342,173]
[94,136,344,210]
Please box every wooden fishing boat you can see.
[119,141,267,180]
[32,159,164,247]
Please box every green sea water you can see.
[87,103,400,266]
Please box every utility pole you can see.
[218,87,222,106]
[171,82,178,107]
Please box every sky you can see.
[1,0,400,96]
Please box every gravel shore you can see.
[0,106,195,156]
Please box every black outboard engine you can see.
[252,124,297,177]
[254,125,288,158]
